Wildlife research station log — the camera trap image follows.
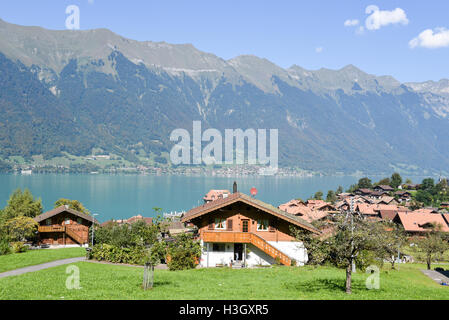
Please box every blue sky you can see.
[0,0,448,83]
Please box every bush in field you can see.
[166,234,201,271]
[92,244,147,265]
[0,237,11,256]
[90,219,162,265]
[10,241,27,253]
[93,220,159,248]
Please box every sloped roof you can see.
[34,206,98,224]
[379,210,400,221]
[356,203,378,216]
[396,212,449,233]
[182,192,320,234]
[375,185,394,191]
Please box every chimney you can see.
[233,181,238,194]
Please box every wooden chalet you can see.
[181,192,320,267]
[34,206,98,246]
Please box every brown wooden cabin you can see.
[34,206,98,246]
[181,192,320,267]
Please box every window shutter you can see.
[208,219,214,230]
[227,219,233,231]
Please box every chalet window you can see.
[227,219,233,231]
[77,218,82,225]
[257,219,269,231]
[46,219,52,226]
[215,218,226,230]
[64,218,71,225]
[212,243,225,252]
[242,220,249,233]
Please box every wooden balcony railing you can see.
[38,225,65,233]
[38,225,86,244]
[202,231,292,266]
[65,226,84,244]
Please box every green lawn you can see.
[0,248,85,273]
[0,262,448,300]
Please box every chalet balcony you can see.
[38,225,65,233]
[202,231,252,243]
[202,231,292,266]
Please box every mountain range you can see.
[1,18,449,175]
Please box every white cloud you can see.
[365,5,409,31]
[409,28,449,49]
[344,19,359,27]
[315,47,323,54]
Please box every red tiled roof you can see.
[203,190,231,202]
[396,212,449,233]
[379,210,400,221]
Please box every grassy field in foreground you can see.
[0,248,85,273]
[0,262,448,300]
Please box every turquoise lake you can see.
[0,174,432,222]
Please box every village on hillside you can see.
[1,174,449,299]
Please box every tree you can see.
[326,190,337,204]
[413,225,449,270]
[409,200,423,211]
[336,186,344,195]
[143,239,166,290]
[313,191,323,200]
[2,189,42,220]
[376,178,391,186]
[2,216,38,242]
[405,178,413,185]
[54,199,90,215]
[294,212,382,294]
[390,173,403,189]
[375,221,407,270]
[421,178,435,191]
[328,213,381,294]
[358,178,372,189]
[291,222,330,266]
[415,190,433,207]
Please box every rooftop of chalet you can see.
[34,205,98,224]
[182,192,320,234]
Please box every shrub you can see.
[11,241,28,253]
[166,234,201,271]
[91,244,147,265]
[0,238,11,255]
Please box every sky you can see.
[0,0,448,83]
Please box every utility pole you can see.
[91,214,99,247]
[349,197,356,273]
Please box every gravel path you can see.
[421,269,449,286]
[0,257,86,279]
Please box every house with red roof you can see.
[394,212,449,234]
[203,190,231,203]
[182,191,320,267]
